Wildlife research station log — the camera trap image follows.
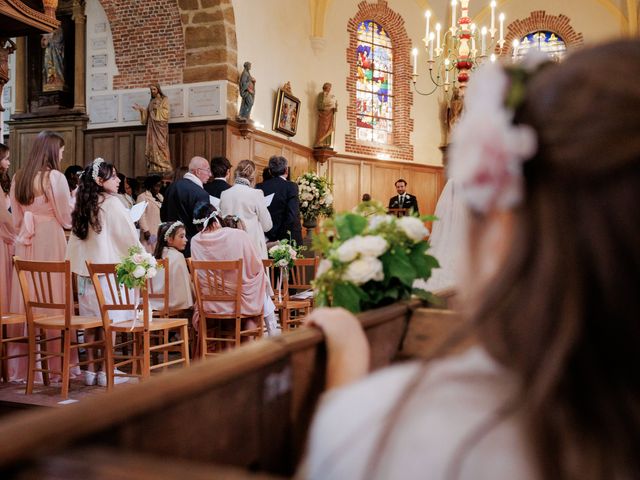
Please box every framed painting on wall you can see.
[272,88,300,137]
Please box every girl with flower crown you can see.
[150,221,194,313]
[301,40,640,480]
[67,158,143,386]
[6,131,73,383]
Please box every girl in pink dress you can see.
[0,143,15,314]
[7,131,76,383]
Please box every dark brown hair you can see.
[0,143,10,194]
[14,131,64,205]
[71,161,117,240]
[369,40,640,480]
[153,221,186,259]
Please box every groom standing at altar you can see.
[388,179,419,215]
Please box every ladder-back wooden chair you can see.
[0,263,28,383]
[13,258,104,399]
[85,262,190,390]
[189,259,263,358]
[282,257,318,331]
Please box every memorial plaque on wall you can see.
[188,85,221,117]
[94,22,107,34]
[91,73,109,92]
[2,86,10,105]
[91,37,108,50]
[165,88,185,119]
[89,95,118,124]
[91,54,108,68]
[121,91,151,122]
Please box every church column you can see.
[72,0,86,113]
[13,38,26,114]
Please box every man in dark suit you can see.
[160,156,211,256]
[388,178,420,215]
[204,156,232,198]
[256,155,303,246]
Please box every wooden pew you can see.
[0,301,464,479]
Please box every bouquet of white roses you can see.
[115,245,161,289]
[268,238,305,270]
[297,172,334,221]
[312,209,440,313]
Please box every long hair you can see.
[71,161,117,240]
[0,143,10,194]
[367,40,640,480]
[153,221,186,260]
[14,131,64,205]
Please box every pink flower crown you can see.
[448,58,545,213]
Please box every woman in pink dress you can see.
[7,131,76,383]
[0,143,15,315]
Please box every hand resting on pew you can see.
[305,308,370,391]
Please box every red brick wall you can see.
[497,10,584,56]
[98,0,185,89]
[345,0,414,162]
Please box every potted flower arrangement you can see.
[116,245,160,288]
[312,211,440,313]
[297,172,334,229]
[268,238,305,270]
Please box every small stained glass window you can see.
[516,31,567,62]
[356,20,393,145]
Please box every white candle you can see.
[471,23,477,55]
[512,39,519,61]
[481,26,487,55]
[425,10,431,42]
[436,23,441,52]
[444,58,451,84]
[412,47,418,75]
[451,0,457,30]
[429,32,435,60]
[499,13,505,43]
[490,0,496,36]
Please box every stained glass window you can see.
[516,31,567,62]
[356,20,393,144]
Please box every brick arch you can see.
[98,0,185,89]
[496,10,584,56]
[346,0,414,161]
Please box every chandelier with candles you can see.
[411,0,510,96]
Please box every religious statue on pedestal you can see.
[237,61,256,122]
[133,84,172,175]
[314,82,337,148]
[41,27,65,92]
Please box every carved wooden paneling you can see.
[331,161,361,213]
[180,129,207,165]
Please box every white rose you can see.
[336,237,361,262]
[132,265,146,278]
[316,259,332,277]
[145,267,158,279]
[398,216,430,241]
[358,235,388,257]
[277,259,289,267]
[146,255,157,267]
[325,194,333,206]
[302,201,308,207]
[343,257,384,285]
[368,214,392,230]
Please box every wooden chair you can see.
[263,257,317,332]
[189,259,263,358]
[0,265,28,383]
[13,258,104,399]
[85,262,190,389]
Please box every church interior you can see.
[0,0,639,478]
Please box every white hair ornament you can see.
[91,157,105,183]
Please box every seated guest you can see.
[388,178,419,215]
[302,41,640,479]
[137,175,163,253]
[160,156,211,256]
[204,156,232,198]
[151,220,194,313]
[257,155,303,246]
[220,159,272,259]
[190,202,280,336]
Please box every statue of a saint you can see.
[237,61,256,121]
[314,82,337,148]
[133,84,172,175]
[41,27,65,92]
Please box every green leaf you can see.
[332,282,364,313]
[412,288,446,307]
[334,213,367,240]
[384,248,416,287]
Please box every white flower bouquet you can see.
[268,238,305,270]
[297,172,334,221]
[312,210,440,313]
[115,245,161,289]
